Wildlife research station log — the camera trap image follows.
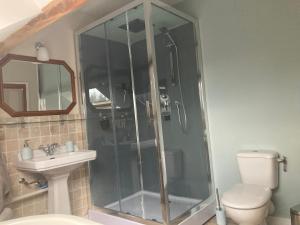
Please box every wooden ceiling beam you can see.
[0,0,86,56]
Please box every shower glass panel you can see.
[151,4,211,221]
[126,5,163,221]
[105,11,141,212]
[77,1,212,224]
[79,23,122,209]
[79,4,163,221]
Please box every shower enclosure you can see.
[76,0,213,224]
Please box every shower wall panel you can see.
[154,23,210,200]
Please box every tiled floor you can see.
[204,217,236,225]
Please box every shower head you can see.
[159,27,176,47]
[119,19,145,33]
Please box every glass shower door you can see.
[150,4,211,221]
[127,5,164,222]
[80,22,123,210]
[79,4,164,222]
[105,11,141,213]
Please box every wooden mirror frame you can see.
[0,54,76,117]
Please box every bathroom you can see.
[0,0,298,225]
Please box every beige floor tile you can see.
[204,217,236,225]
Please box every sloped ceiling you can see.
[0,0,87,56]
[0,0,52,41]
[76,0,183,21]
[0,0,183,40]
[0,0,183,56]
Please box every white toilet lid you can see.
[222,184,271,209]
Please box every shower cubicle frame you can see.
[75,0,215,224]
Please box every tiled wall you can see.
[0,111,91,218]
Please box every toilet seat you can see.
[222,183,271,209]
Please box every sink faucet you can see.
[39,143,59,156]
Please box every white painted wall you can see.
[176,0,300,217]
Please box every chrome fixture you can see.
[160,27,177,85]
[18,177,46,186]
[277,155,288,172]
[35,42,49,61]
[39,143,59,156]
[160,27,188,132]
[159,85,171,119]
[160,93,170,112]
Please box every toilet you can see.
[222,150,279,225]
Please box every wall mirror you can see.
[0,54,76,117]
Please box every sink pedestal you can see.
[16,150,96,215]
[46,173,71,214]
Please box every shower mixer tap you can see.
[158,84,171,119]
[160,94,170,111]
[160,93,171,121]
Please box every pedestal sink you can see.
[16,149,96,214]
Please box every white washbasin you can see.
[16,149,96,215]
[0,214,100,225]
[16,150,96,174]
